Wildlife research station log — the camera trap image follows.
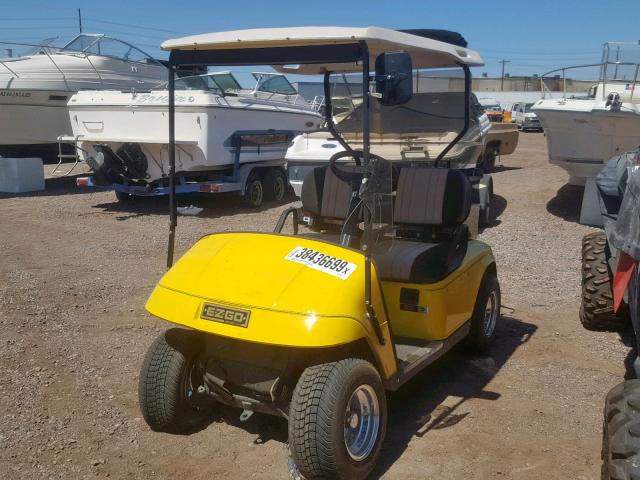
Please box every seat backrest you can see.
[301,166,353,220]
[394,168,471,227]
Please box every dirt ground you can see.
[0,133,632,479]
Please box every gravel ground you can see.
[0,133,631,479]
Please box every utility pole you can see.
[78,8,83,34]
[499,59,510,91]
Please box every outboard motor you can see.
[86,143,149,186]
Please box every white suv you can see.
[511,102,542,131]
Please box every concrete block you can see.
[0,157,45,193]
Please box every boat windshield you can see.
[164,72,242,93]
[61,34,157,64]
[252,72,298,95]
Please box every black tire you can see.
[242,174,264,208]
[138,328,212,434]
[580,231,628,331]
[464,271,501,352]
[263,168,287,202]
[603,380,640,479]
[289,358,387,480]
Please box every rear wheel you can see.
[242,175,264,208]
[138,328,213,434]
[264,168,287,202]
[289,358,387,480]
[603,380,640,479]
[580,231,628,330]
[464,272,501,352]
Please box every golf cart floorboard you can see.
[389,322,470,390]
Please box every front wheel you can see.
[464,272,501,352]
[138,328,213,434]
[289,358,387,480]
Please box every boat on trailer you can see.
[0,34,168,161]
[68,71,323,188]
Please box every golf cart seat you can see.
[373,168,472,284]
[301,166,361,227]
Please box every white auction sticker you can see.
[285,246,358,280]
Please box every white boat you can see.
[533,42,640,186]
[68,72,323,185]
[286,91,491,196]
[0,34,168,160]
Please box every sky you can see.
[1,0,639,79]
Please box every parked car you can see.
[478,97,504,122]
[511,102,542,131]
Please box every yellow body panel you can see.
[146,232,397,379]
[145,232,495,380]
[380,241,495,340]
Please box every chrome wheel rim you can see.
[344,384,380,461]
[483,290,498,337]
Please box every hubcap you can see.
[483,290,498,337]
[344,384,380,461]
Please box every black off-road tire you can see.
[242,174,264,208]
[264,168,287,202]
[603,380,640,479]
[289,358,387,480]
[138,328,212,434]
[580,231,628,331]
[464,272,501,352]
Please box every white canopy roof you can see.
[161,26,484,73]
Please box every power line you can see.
[84,18,192,35]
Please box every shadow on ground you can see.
[371,314,536,478]
[91,192,297,221]
[546,183,584,223]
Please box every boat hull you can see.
[68,90,323,183]
[533,99,640,183]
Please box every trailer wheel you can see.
[243,175,264,208]
[289,358,387,480]
[580,231,628,331]
[264,168,287,202]
[464,271,501,352]
[603,380,640,479]
[138,328,213,434]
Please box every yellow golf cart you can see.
[138,27,500,479]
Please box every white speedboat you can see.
[533,42,640,186]
[69,72,323,185]
[0,34,168,160]
[286,91,491,196]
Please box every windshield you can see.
[161,72,242,92]
[330,67,470,165]
[484,104,501,111]
[61,35,156,63]
[253,73,297,95]
[524,103,535,112]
